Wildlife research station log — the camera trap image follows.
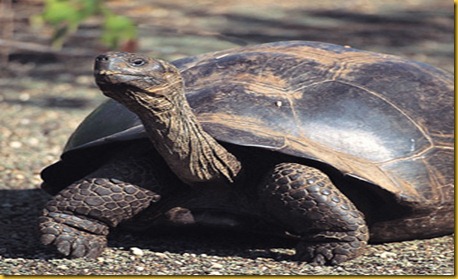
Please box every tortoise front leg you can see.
[39,149,163,258]
[39,177,160,258]
[258,163,369,265]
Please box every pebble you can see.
[28,137,39,146]
[130,247,144,257]
[18,93,30,101]
[154,252,168,259]
[379,251,397,259]
[211,263,224,269]
[19,118,31,125]
[10,141,23,148]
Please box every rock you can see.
[211,262,224,269]
[154,252,168,259]
[379,251,397,259]
[130,247,144,257]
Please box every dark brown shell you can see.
[44,41,454,235]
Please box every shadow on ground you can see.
[0,189,297,261]
[0,189,50,259]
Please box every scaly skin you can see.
[39,146,163,258]
[259,163,369,265]
[39,178,159,258]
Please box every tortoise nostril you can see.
[96,54,110,62]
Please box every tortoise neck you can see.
[135,86,242,186]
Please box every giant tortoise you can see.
[40,41,454,265]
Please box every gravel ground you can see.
[0,0,454,275]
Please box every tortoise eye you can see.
[130,58,147,67]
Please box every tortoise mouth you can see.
[94,69,146,78]
[94,69,121,76]
[94,69,147,86]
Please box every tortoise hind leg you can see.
[39,146,163,258]
[258,162,369,265]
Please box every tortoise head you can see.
[94,52,183,113]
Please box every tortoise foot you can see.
[259,162,369,265]
[39,213,108,258]
[295,231,366,265]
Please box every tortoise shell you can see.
[42,41,454,239]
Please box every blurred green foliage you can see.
[33,0,137,49]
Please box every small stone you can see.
[28,137,39,146]
[211,262,224,269]
[20,118,31,125]
[155,252,168,258]
[136,266,145,271]
[209,271,222,275]
[56,265,68,270]
[10,141,22,148]
[379,251,397,258]
[19,93,30,101]
[130,247,144,257]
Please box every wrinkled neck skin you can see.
[119,82,242,187]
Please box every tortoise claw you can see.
[295,240,359,265]
[39,214,108,258]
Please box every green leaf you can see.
[101,13,137,49]
[42,0,81,26]
[37,0,137,49]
